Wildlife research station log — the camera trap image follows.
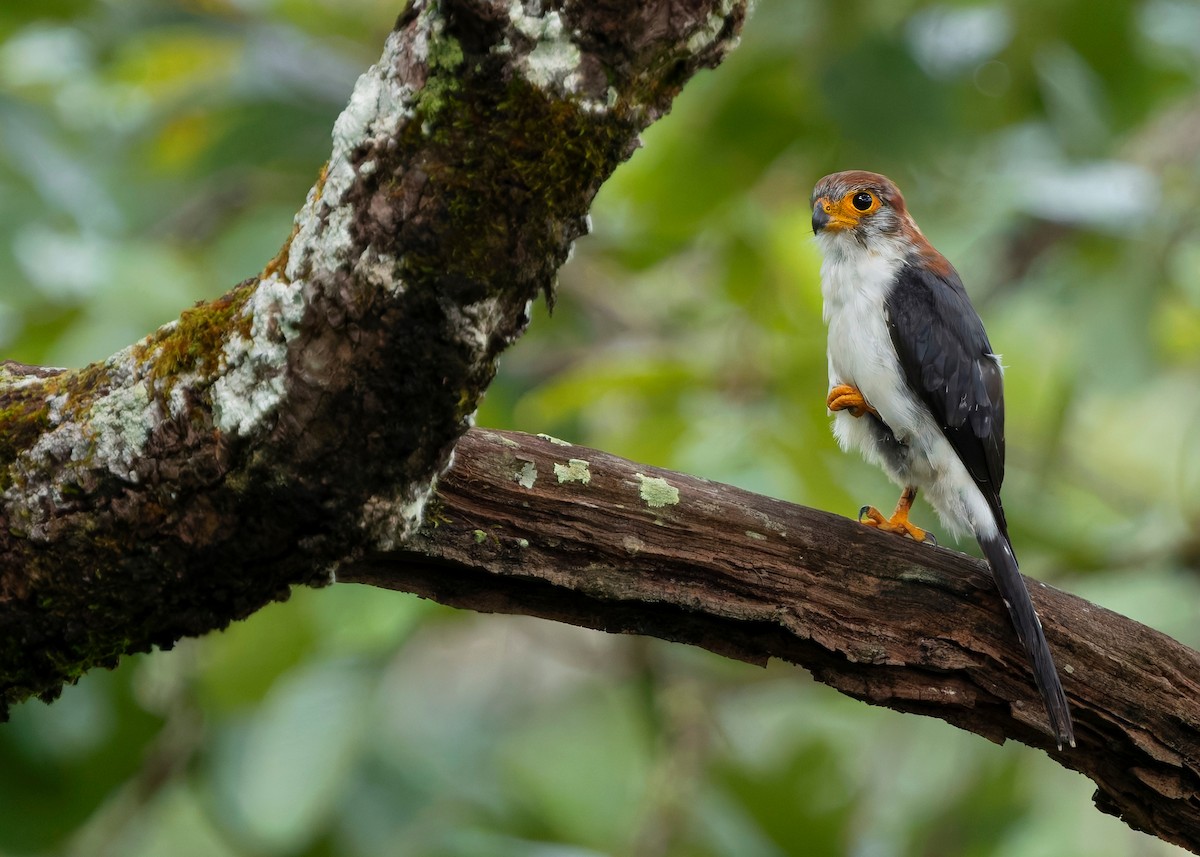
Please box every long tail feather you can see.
[978,533,1075,749]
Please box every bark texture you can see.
[0,0,746,714]
[342,428,1200,854]
[3,1,1200,853]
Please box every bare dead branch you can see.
[342,428,1200,854]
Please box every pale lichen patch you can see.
[516,460,537,489]
[322,28,418,206]
[526,32,580,91]
[747,508,787,537]
[483,431,521,449]
[502,1,584,94]
[286,24,419,288]
[4,349,162,537]
[0,364,64,389]
[446,295,508,358]
[45,393,69,425]
[89,379,156,481]
[636,473,679,508]
[745,530,766,541]
[210,273,305,437]
[687,0,739,56]
[536,433,572,446]
[7,429,87,539]
[354,245,401,295]
[361,480,434,551]
[579,86,619,115]
[166,371,202,420]
[288,203,355,285]
[554,458,591,484]
[70,348,157,481]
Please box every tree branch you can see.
[3,1,1198,853]
[0,0,745,712]
[341,428,1200,855]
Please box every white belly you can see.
[819,237,997,540]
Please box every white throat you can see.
[816,231,908,323]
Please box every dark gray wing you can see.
[885,260,1008,531]
[887,260,1073,747]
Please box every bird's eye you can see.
[851,191,874,212]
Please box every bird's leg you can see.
[827,384,877,418]
[858,486,936,544]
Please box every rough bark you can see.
[2,1,1199,853]
[342,428,1200,854]
[0,0,746,713]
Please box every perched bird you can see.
[810,170,1075,749]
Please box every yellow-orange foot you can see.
[827,384,877,418]
[858,487,937,545]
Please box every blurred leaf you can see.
[496,686,654,852]
[194,597,318,713]
[712,741,853,855]
[119,783,240,857]
[108,29,242,103]
[0,668,163,853]
[207,658,372,852]
[1034,43,1112,156]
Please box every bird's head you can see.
[810,170,918,253]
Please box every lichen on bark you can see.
[0,0,749,716]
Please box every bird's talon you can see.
[856,490,934,543]
[827,384,877,418]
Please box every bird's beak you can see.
[812,197,832,234]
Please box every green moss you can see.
[415,31,464,120]
[380,63,635,430]
[0,360,128,488]
[140,280,256,387]
[422,497,452,529]
[0,390,51,489]
[401,69,630,302]
[38,628,134,684]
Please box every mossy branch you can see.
[0,0,747,713]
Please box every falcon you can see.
[810,170,1075,749]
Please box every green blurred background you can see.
[2,0,1199,854]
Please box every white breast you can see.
[817,231,997,541]
[819,233,924,440]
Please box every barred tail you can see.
[978,533,1075,749]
